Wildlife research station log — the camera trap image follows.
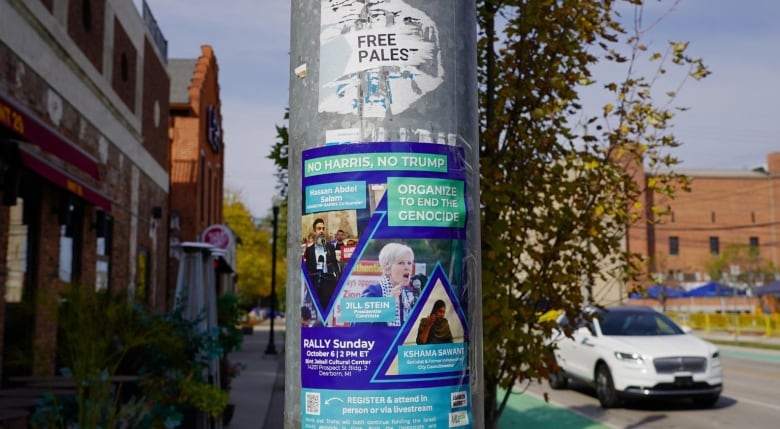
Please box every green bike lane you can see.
[718,346,780,363]
[498,389,611,429]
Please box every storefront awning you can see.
[18,144,111,211]
[0,91,100,179]
[214,255,234,274]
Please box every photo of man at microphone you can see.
[304,218,343,311]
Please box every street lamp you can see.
[265,195,282,355]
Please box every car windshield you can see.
[597,309,685,336]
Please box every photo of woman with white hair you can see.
[361,242,420,327]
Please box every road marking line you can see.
[728,394,780,412]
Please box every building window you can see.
[199,153,205,225]
[82,0,92,32]
[136,250,150,304]
[709,236,720,255]
[711,211,716,223]
[749,236,759,253]
[669,236,679,255]
[207,167,212,225]
[213,174,218,223]
[5,201,27,303]
[58,198,84,282]
[3,181,41,378]
[95,212,112,291]
[120,53,129,82]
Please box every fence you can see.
[667,311,780,337]
[625,296,780,336]
[628,296,761,314]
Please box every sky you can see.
[137,0,780,218]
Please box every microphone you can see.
[317,255,325,288]
[407,274,427,309]
[399,292,404,324]
[316,236,326,247]
[410,273,427,293]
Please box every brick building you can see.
[0,0,170,381]
[629,153,780,289]
[167,45,229,301]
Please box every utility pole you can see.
[286,2,482,428]
[265,198,281,355]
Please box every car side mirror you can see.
[681,325,693,334]
[586,324,597,337]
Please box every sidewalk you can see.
[226,320,286,428]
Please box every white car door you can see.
[554,328,579,374]
[563,323,601,381]
[571,323,604,382]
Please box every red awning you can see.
[18,145,111,211]
[0,91,100,179]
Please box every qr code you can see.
[305,392,321,415]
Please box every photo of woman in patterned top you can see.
[361,242,419,327]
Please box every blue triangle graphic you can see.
[369,263,470,383]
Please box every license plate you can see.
[674,376,693,386]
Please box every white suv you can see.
[549,305,723,408]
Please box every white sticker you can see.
[319,0,444,117]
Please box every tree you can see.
[267,108,290,200]
[704,244,777,294]
[271,1,707,427]
[223,191,287,310]
[478,0,707,426]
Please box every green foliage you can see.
[130,308,226,421]
[704,244,776,290]
[219,356,245,391]
[37,285,164,428]
[478,0,707,426]
[30,391,153,429]
[224,191,287,310]
[56,286,152,378]
[217,292,245,355]
[224,193,272,301]
[267,108,290,198]
[34,285,231,428]
[216,292,247,391]
[179,375,230,418]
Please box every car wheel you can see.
[692,393,719,408]
[548,369,568,390]
[595,363,620,408]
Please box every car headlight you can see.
[711,350,721,367]
[614,351,645,363]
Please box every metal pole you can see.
[288,2,482,428]
[265,203,280,355]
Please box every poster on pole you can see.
[319,0,444,119]
[300,142,473,428]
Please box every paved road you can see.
[519,345,780,429]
